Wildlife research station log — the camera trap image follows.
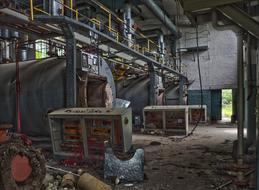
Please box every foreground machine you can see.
[48,107,145,182]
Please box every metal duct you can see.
[141,0,180,38]
[0,57,115,136]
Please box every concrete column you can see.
[244,35,257,145]
[148,62,157,105]
[61,23,77,107]
[179,76,184,105]
[256,39,259,190]
[237,32,245,165]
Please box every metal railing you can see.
[26,0,178,69]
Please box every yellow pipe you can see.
[34,7,51,16]
[76,9,79,20]
[29,0,34,20]
[61,0,64,15]
[147,40,150,52]
[70,0,73,9]
[108,13,112,31]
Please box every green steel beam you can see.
[181,0,244,12]
[217,5,259,39]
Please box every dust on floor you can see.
[115,123,254,190]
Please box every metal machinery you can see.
[143,105,189,135]
[189,105,207,123]
[143,105,207,135]
[0,56,115,136]
[0,0,186,187]
[48,107,132,160]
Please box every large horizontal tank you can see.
[0,57,114,136]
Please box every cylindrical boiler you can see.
[0,57,113,136]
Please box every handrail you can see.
[26,0,175,70]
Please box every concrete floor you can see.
[43,123,255,190]
[115,123,255,190]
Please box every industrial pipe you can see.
[141,0,180,38]
[236,31,245,175]
[256,39,259,190]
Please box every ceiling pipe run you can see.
[141,0,181,38]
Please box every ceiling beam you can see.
[181,0,244,12]
[217,5,259,39]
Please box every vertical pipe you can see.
[148,62,157,105]
[179,76,184,105]
[246,35,257,145]
[124,3,133,47]
[29,0,34,20]
[158,34,165,64]
[15,42,21,133]
[108,13,112,31]
[237,32,244,166]
[256,39,259,190]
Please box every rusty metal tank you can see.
[0,57,114,136]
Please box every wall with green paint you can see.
[188,89,222,121]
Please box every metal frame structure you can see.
[0,1,187,106]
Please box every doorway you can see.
[222,89,233,121]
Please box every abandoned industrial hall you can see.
[0,0,258,189]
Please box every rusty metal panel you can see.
[189,105,207,123]
[143,106,189,135]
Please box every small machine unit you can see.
[48,107,132,160]
[143,106,189,135]
[189,105,207,123]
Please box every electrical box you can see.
[48,107,132,160]
[143,106,189,135]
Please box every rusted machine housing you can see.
[143,106,189,135]
[189,105,207,124]
[48,107,132,160]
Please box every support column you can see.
[237,32,245,166]
[179,76,184,105]
[246,35,257,145]
[256,39,259,190]
[148,62,157,105]
[61,23,77,107]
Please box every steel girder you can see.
[61,23,77,107]
[35,15,187,81]
[181,0,244,12]
[217,5,259,39]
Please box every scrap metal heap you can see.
[0,125,46,190]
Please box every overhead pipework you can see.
[124,3,134,47]
[141,0,181,38]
